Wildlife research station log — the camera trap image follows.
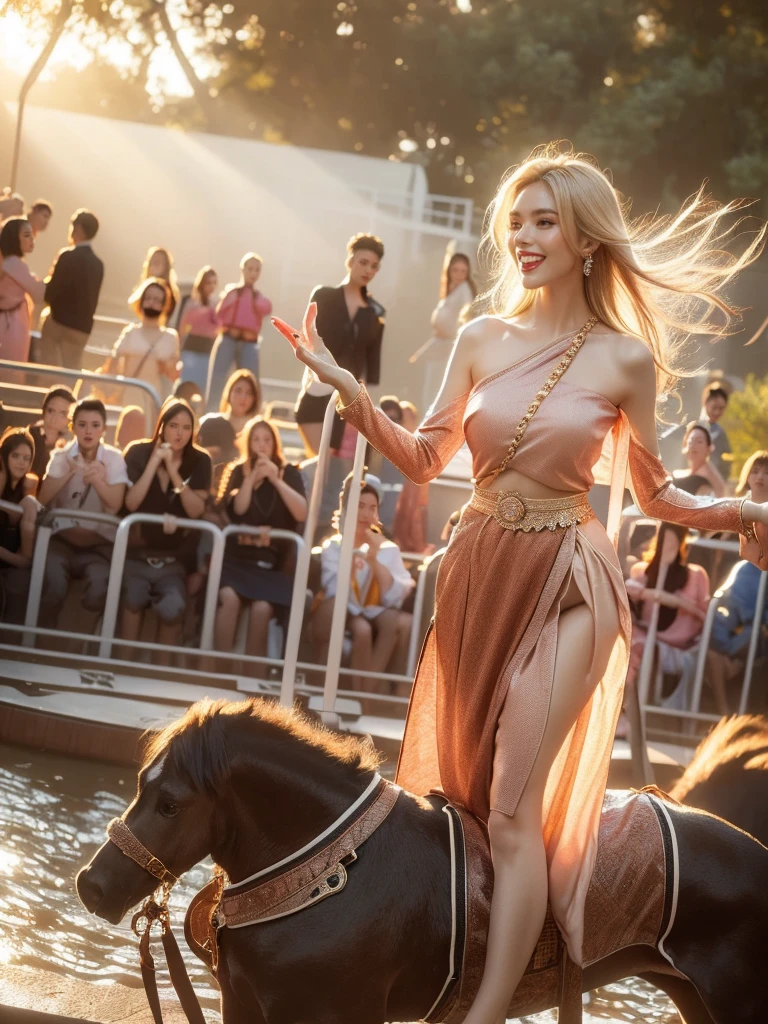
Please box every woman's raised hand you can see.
[271,303,360,405]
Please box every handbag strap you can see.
[481,315,599,486]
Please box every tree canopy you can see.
[8,0,768,211]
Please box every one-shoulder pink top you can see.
[463,336,618,490]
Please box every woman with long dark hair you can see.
[0,428,39,622]
[120,399,211,662]
[274,143,768,1020]
[673,421,727,497]
[198,368,261,472]
[214,417,306,674]
[0,218,45,361]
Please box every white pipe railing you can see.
[218,524,307,706]
[98,513,224,658]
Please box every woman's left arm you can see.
[271,465,307,523]
[618,341,765,538]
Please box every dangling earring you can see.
[583,252,594,277]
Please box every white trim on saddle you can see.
[422,803,459,1021]
[225,771,384,891]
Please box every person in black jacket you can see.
[293,233,385,456]
[38,209,104,369]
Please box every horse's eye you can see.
[158,799,181,818]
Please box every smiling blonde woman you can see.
[272,142,768,1021]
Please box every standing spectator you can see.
[673,422,727,497]
[392,399,432,554]
[206,253,272,410]
[0,218,45,361]
[114,406,146,451]
[617,522,710,735]
[106,278,180,418]
[0,428,38,623]
[38,209,103,368]
[293,233,385,457]
[313,475,413,692]
[708,558,768,714]
[214,416,307,674]
[37,398,128,630]
[198,369,261,472]
[136,247,180,324]
[178,266,219,395]
[419,250,476,413]
[699,382,732,480]
[0,190,24,221]
[27,201,53,237]
[28,385,75,481]
[121,399,211,663]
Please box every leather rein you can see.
[105,772,398,1024]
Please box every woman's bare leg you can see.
[705,649,737,715]
[348,614,373,690]
[462,584,619,1024]
[298,422,323,459]
[214,586,243,672]
[246,600,273,677]
[311,596,336,669]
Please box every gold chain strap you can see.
[485,316,599,485]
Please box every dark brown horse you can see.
[672,714,768,845]
[77,699,768,1024]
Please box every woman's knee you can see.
[218,586,241,611]
[249,600,273,624]
[349,616,372,641]
[487,808,541,860]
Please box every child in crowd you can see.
[0,428,38,623]
[313,474,413,693]
[178,265,219,395]
[214,416,307,674]
[28,385,75,480]
[206,253,272,410]
[37,398,129,629]
[121,399,211,664]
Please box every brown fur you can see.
[671,714,768,803]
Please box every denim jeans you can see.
[205,333,260,411]
[180,350,210,396]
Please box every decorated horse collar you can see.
[216,773,399,928]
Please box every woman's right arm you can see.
[273,304,479,484]
[124,447,161,512]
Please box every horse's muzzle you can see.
[76,866,124,925]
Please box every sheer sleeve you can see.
[627,425,745,534]
[337,384,469,485]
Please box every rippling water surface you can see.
[0,743,680,1022]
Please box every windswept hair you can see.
[478,142,766,398]
[141,698,381,794]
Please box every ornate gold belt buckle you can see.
[494,492,526,529]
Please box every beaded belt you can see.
[469,487,595,532]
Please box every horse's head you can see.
[77,696,380,923]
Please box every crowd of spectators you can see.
[0,194,764,716]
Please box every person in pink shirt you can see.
[178,265,219,395]
[206,252,272,411]
[0,218,45,362]
[617,521,710,735]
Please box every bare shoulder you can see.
[592,327,652,367]
[457,314,499,346]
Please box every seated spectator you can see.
[28,386,75,481]
[38,209,103,368]
[313,474,414,693]
[214,416,307,674]
[617,522,710,734]
[37,398,128,631]
[0,217,45,361]
[106,278,180,415]
[121,399,211,664]
[206,253,272,409]
[178,266,219,395]
[736,449,768,505]
[707,558,768,715]
[198,369,260,471]
[115,406,147,451]
[136,246,180,325]
[392,398,432,554]
[672,422,727,497]
[0,428,39,623]
[27,201,53,237]
[0,189,24,220]
[699,381,732,481]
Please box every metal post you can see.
[22,524,51,647]
[199,526,225,652]
[322,425,368,726]
[98,517,133,659]
[738,569,768,714]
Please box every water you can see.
[0,743,680,1023]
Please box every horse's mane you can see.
[671,714,768,801]
[141,698,382,794]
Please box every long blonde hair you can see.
[480,143,765,395]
